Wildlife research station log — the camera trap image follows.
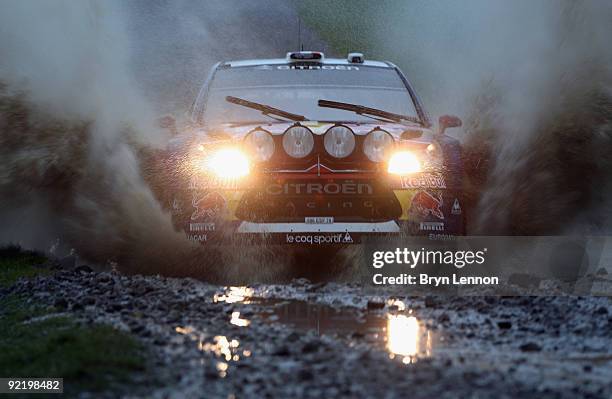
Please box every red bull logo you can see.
[191,191,226,221]
[410,191,444,220]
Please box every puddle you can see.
[214,287,439,363]
[175,324,250,378]
[259,299,436,361]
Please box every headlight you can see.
[324,125,356,158]
[363,129,394,162]
[244,129,275,161]
[387,151,422,175]
[205,148,250,178]
[282,126,314,158]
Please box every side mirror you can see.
[438,115,462,135]
[158,115,177,136]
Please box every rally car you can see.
[159,51,464,245]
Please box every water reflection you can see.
[199,335,244,377]
[230,311,250,327]
[175,325,248,378]
[256,299,437,362]
[213,286,254,304]
[387,299,406,311]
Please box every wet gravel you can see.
[3,267,612,398]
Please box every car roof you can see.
[221,57,393,68]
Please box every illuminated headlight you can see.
[387,151,422,175]
[324,125,355,158]
[205,148,250,178]
[363,129,394,162]
[282,126,314,158]
[244,129,275,161]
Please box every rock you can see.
[306,282,326,292]
[519,342,542,352]
[424,296,438,308]
[366,299,385,310]
[292,278,310,286]
[302,341,319,354]
[82,296,96,306]
[54,297,68,309]
[497,321,512,329]
[273,345,290,356]
[130,324,145,334]
[74,265,93,273]
[298,369,314,381]
[286,332,300,342]
[96,274,111,283]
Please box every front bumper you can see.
[177,171,464,245]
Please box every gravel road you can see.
[5,265,612,398]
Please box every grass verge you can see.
[0,245,48,288]
[0,246,148,397]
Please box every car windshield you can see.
[199,64,420,125]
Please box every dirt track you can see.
[6,266,611,398]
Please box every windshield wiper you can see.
[318,99,420,124]
[226,96,306,122]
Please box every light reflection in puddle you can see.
[254,299,439,363]
[386,315,433,363]
[387,299,406,311]
[199,336,243,378]
[388,315,419,357]
[175,324,249,378]
[230,311,250,327]
[214,286,254,304]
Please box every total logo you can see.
[286,232,354,245]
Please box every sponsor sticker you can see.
[410,191,444,220]
[266,182,373,195]
[342,232,354,243]
[420,222,445,231]
[189,222,216,232]
[305,216,334,224]
[276,65,360,71]
[189,176,238,190]
[451,198,462,215]
[285,233,355,245]
[191,192,226,221]
[187,234,207,242]
[401,173,447,189]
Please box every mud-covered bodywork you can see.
[160,53,464,245]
